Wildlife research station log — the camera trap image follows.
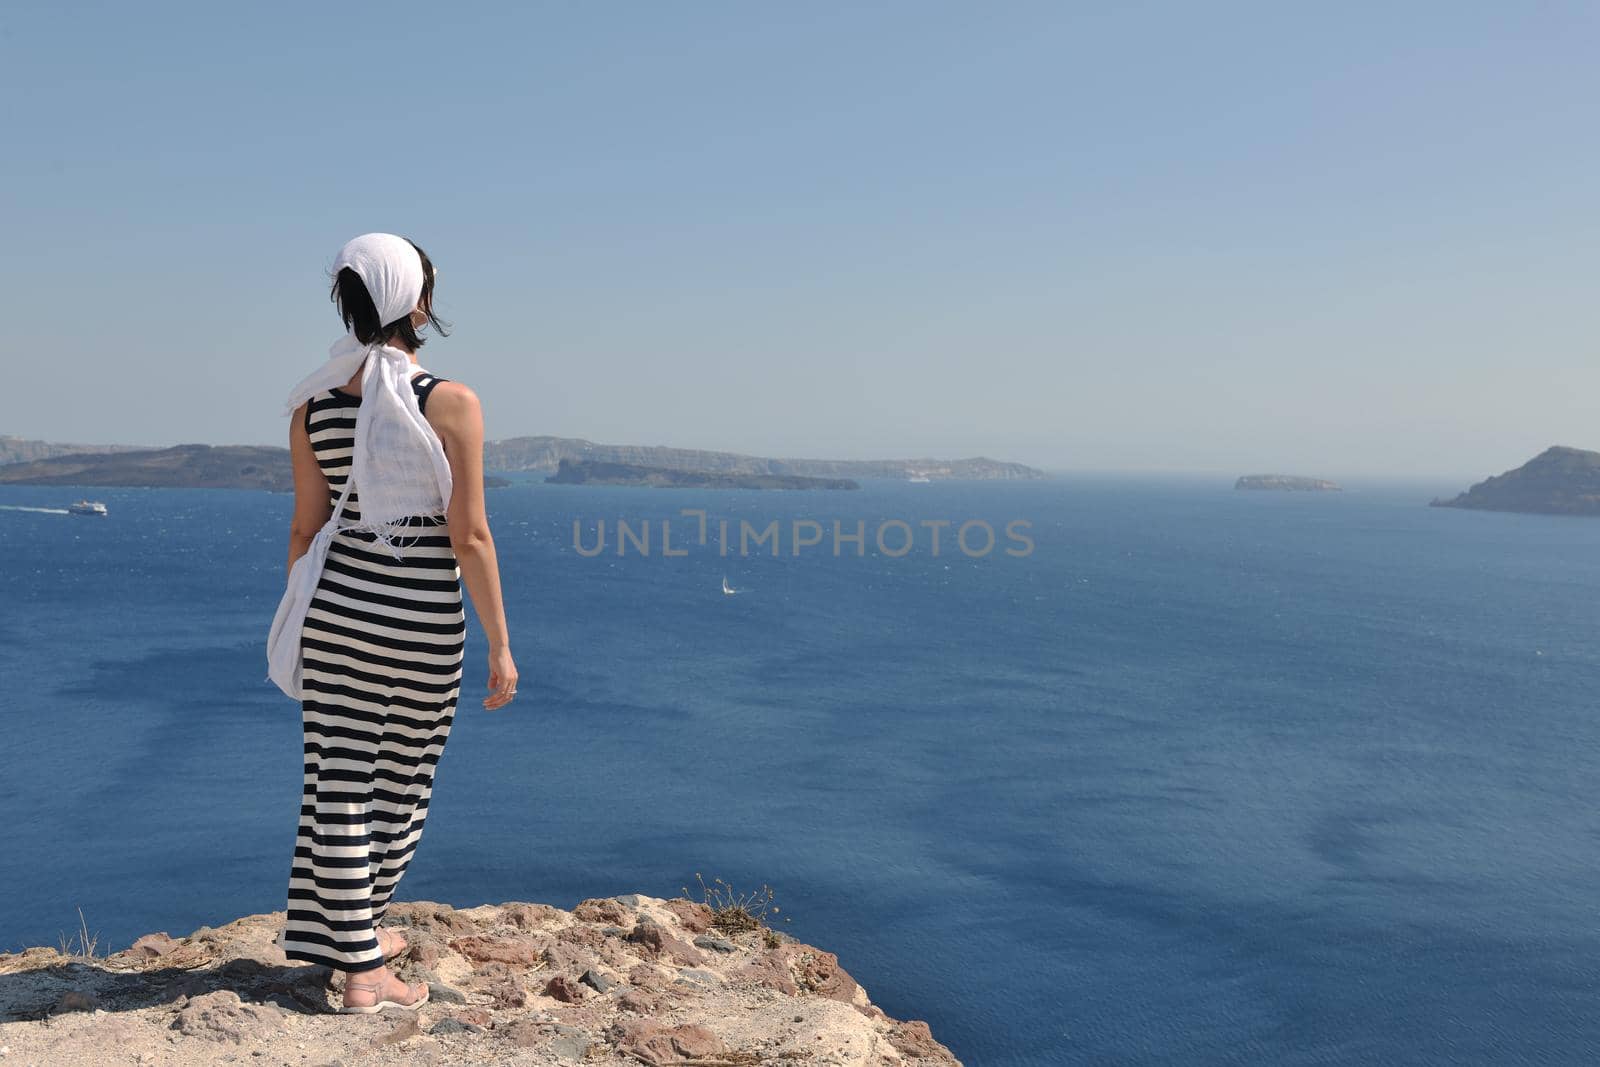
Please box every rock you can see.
[502,1017,566,1049]
[265,966,338,1012]
[618,989,658,1014]
[610,1019,727,1065]
[730,946,799,996]
[0,947,58,975]
[887,1019,962,1063]
[485,976,528,1010]
[217,957,275,984]
[555,923,607,949]
[790,946,860,1003]
[52,990,97,1013]
[373,1015,421,1046]
[386,901,479,937]
[426,981,467,1004]
[626,920,704,966]
[625,920,666,952]
[451,1007,491,1027]
[448,935,543,967]
[500,1017,547,1048]
[662,898,714,934]
[626,961,671,990]
[470,960,518,981]
[673,968,723,991]
[408,932,446,969]
[499,902,562,929]
[572,898,630,925]
[579,968,618,993]
[542,974,588,1002]
[429,1017,483,1036]
[545,941,604,976]
[732,943,860,1002]
[128,932,176,959]
[692,934,737,953]
[550,1023,592,1062]
[170,990,283,1044]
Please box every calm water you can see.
[4,477,1600,1065]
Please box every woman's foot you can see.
[375,927,409,959]
[340,966,428,1013]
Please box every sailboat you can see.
[722,576,737,596]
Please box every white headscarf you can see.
[266,232,454,700]
[281,232,454,548]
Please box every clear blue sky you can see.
[2,1,1596,478]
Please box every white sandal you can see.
[375,927,409,960]
[339,973,429,1014]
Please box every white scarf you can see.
[280,333,454,540]
[266,233,454,700]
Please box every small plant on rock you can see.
[681,872,791,938]
[55,907,102,960]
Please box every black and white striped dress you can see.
[282,371,466,974]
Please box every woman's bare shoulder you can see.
[428,379,480,408]
[423,380,482,433]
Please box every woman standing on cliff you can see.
[267,232,518,1013]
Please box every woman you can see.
[274,233,517,1013]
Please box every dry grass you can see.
[680,873,792,938]
[55,906,103,960]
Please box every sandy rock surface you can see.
[0,895,960,1066]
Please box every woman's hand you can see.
[485,644,519,711]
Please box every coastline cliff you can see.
[1431,446,1600,516]
[0,894,960,1066]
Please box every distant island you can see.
[485,436,1044,481]
[1431,446,1600,516]
[1235,474,1342,491]
[547,458,859,490]
[0,444,296,490]
[0,443,510,492]
[0,434,154,467]
[0,433,1042,491]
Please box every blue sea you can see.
[5,476,1600,1066]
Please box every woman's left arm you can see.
[288,400,332,573]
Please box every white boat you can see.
[68,499,108,516]
[907,473,931,483]
[722,576,737,596]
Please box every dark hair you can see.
[329,237,450,349]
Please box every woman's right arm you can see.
[288,400,332,573]
[425,382,519,712]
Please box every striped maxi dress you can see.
[281,370,466,973]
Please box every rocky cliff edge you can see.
[0,895,960,1066]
